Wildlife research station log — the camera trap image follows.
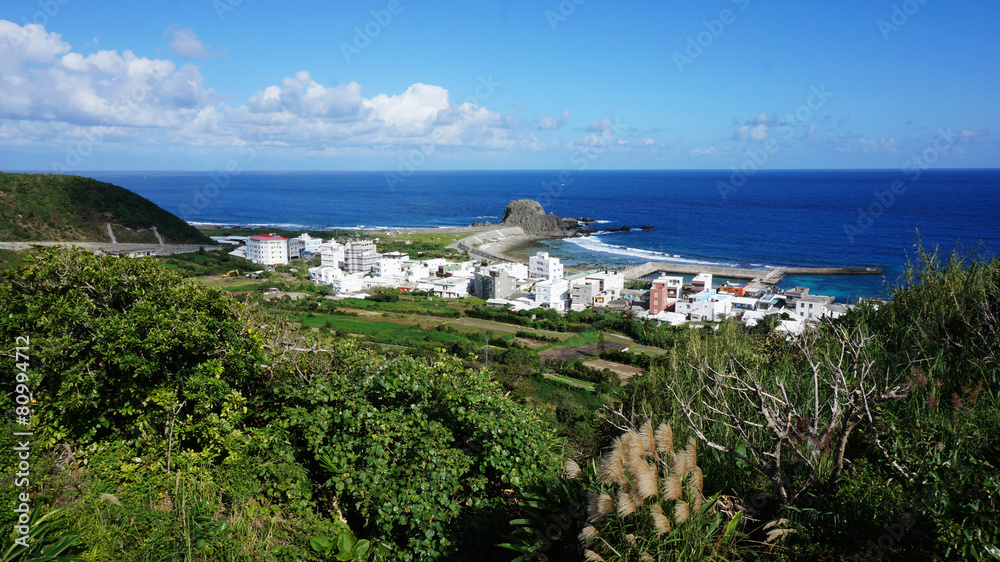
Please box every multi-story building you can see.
[374,257,403,279]
[649,275,683,315]
[529,252,564,280]
[287,237,305,260]
[308,266,345,285]
[570,280,597,310]
[585,271,625,297]
[691,273,713,291]
[294,233,324,254]
[432,277,471,299]
[473,268,516,300]
[796,294,835,322]
[320,242,346,269]
[492,261,529,280]
[675,289,716,320]
[533,278,570,311]
[246,234,289,265]
[346,240,379,274]
[330,274,366,294]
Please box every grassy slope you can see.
[0,173,212,244]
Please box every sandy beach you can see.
[475,232,563,262]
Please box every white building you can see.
[422,258,447,270]
[432,277,471,299]
[330,274,366,294]
[675,289,732,321]
[529,252,564,281]
[691,272,714,291]
[295,233,324,254]
[246,234,289,265]
[309,266,345,285]
[404,265,431,281]
[493,262,529,280]
[796,295,834,322]
[585,271,625,297]
[320,243,346,269]
[533,278,570,311]
[374,258,403,279]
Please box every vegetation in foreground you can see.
[0,245,996,560]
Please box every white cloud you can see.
[690,145,718,156]
[0,20,582,163]
[164,26,220,59]
[248,71,363,118]
[585,118,613,132]
[959,129,990,142]
[733,123,769,142]
[538,109,569,130]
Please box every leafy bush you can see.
[267,342,562,561]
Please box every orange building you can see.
[649,275,683,315]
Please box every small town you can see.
[220,231,855,336]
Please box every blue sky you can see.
[1,0,998,170]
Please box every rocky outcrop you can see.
[495,199,576,235]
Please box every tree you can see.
[265,339,561,561]
[0,246,265,461]
[670,323,909,504]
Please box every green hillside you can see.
[0,172,213,244]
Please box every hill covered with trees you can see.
[0,173,212,244]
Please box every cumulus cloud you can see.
[733,123,769,142]
[745,112,779,127]
[959,129,990,142]
[690,145,718,156]
[538,109,569,130]
[165,26,221,59]
[585,118,614,132]
[248,71,363,118]
[0,20,214,130]
[0,20,570,162]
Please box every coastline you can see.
[475,232,559,262]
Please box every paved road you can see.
[0,241,212,256]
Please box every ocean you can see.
[84,169,1000,302]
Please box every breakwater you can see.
[621,262,884,285]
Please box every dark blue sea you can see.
[84,170,1000,302]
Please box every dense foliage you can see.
[0,173,212,244]
[1,244,997,561]
[0,247,564,560]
